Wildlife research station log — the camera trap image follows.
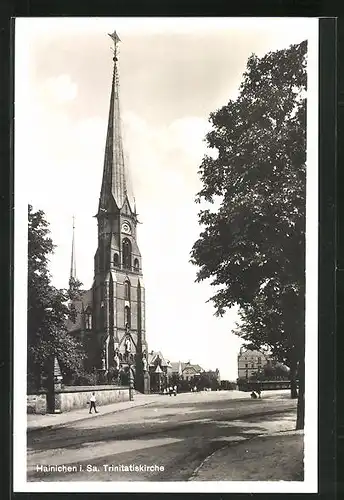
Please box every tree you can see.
[234,300,300,398]
[27,205,86,391]
[250,361,290,381]
[190,41,307,429]
[197,372,220,391]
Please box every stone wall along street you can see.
[27,385,130,414]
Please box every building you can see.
[171,361,204,381]
[237,347,270,380]
[66,31,149,393]
[147,351,173,392]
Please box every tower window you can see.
[114,253,119,266]
[85,311,92,330]
[124,280,130,301]
[124,305,131,328]
[122,238,132,270]
[134,258,139,271]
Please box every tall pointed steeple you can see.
[99,31,128,212]
[70,215,77,282]
[91,32,148,392]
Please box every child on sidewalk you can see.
[89,392,98,414]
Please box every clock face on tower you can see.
[121,221,131,235]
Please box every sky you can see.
[15,17,318,381]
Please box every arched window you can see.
[85,310,92,330]
[122,238,132,270]
[114,253,119,267]
[134,258,139,271]
[124,280,130,301]
[124,305,131,329]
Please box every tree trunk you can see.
[296,357,305,430]
[290,360,298,399]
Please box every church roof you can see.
[66,289,92,333]
[98,32,131,212]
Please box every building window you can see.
[85,311,92,330]
[122,238,132,269]
[134,258,139,271]
[124,280,130,301]
[245,363,248,368]
[114,253,119,266]
[125,305,131,329]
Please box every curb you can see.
[27,400,157,435]
[188,434,259,481]
[188,427,302,481]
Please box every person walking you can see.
[89,392,98,414]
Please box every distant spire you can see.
[99,30,129,212]
[70,215,76,282]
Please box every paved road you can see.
[27,391,297,482]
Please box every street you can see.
[27,391,298,482]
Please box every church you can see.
[66,31,149,393]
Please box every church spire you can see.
[98,31,128,212]
[70,215,76,282]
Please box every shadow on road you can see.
[27,397,299,482]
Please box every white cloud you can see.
[41,74,78,103]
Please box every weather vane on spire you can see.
[108,31,121,57]
[108,31,121,61]
[108,31,121,44]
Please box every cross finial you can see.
[108,31,121,46]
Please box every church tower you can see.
[91,31,148,391]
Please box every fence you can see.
[237,379,294,392]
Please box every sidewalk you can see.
[190,410,304,481]
[27,393,162,433]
